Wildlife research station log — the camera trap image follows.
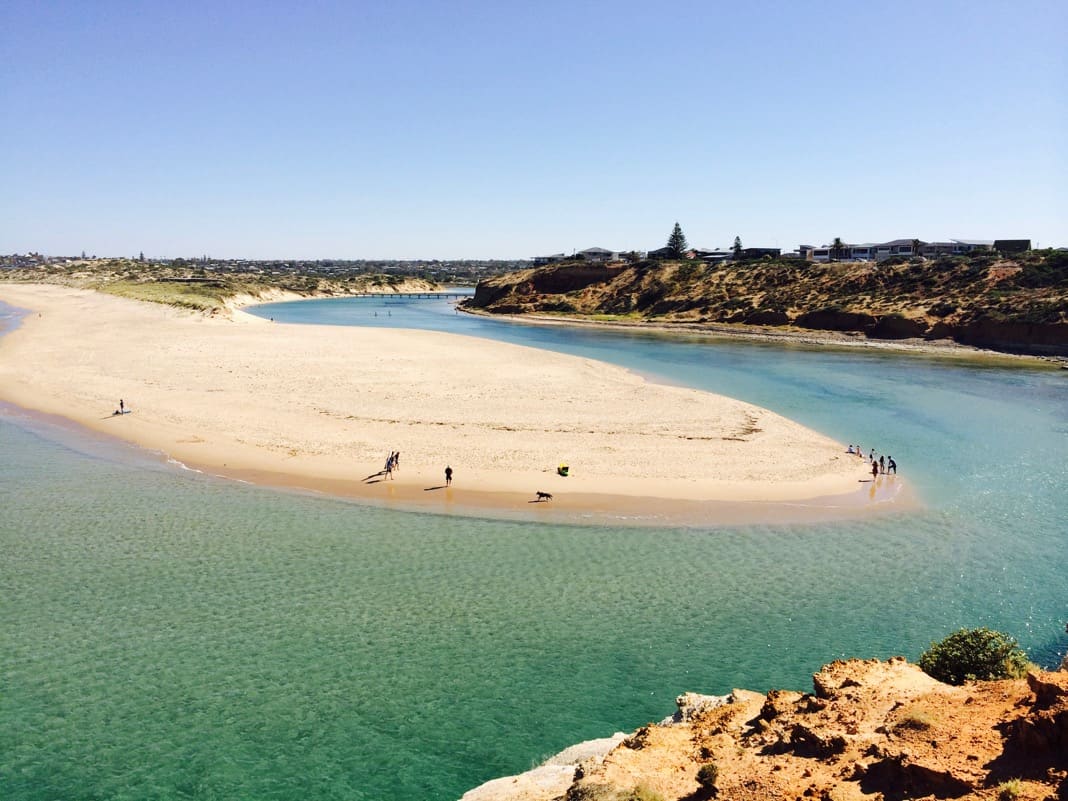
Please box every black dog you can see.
[535,491,553,502]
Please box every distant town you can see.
[535,237,1038,266]
[0,254,527,284]
[1,236,1051,285]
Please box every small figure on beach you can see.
[879,455,885,474]
[384,452,395,479]
[445,465,453,486]
[847,445,855,455]
[869,448,875,461]
[871,460,879,481]
[119,399,124,414]
[888,456,897,474]
[535,491,553,502]
[393,452,400,471]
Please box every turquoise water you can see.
[2,296,1066,801]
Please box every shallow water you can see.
[2,295,1066,801]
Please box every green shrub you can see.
[918,628,1029,685]
[997,778,1022,800]
[891,707,935,731]
[565,784,616,801]
[696,761,719,790]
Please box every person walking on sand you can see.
[119,399,124,415]
[393,452,400,472]
[384,452,394,480]
[888,456,897,474]
[445,465,453,487]
[871,460,879,481]
[879,455,885,474]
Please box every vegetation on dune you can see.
[0,258,437,312]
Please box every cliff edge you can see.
[464,252,1068,356]
[461,658,1068,801]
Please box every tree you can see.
[666,222,688,258]
[732,236,743,259]
[831,237,845,262]
[918,628,1030,685]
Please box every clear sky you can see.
[2,0,1065,259]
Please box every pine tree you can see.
[732,236,743,258]
[666,222,688,258]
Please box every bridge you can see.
[349,291,471,300]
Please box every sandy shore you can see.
[0,284,907,524]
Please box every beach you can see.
[0,284,899,523]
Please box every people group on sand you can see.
[848,443,898,479]
[384,451,400,479]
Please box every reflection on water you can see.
[2,295,1066,801]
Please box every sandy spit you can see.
[0,285,903,525]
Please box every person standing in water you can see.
[871,460,879,481]
[445,465,453,486]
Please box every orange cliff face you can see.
[461,658,1068,801]
[465,254,1068,356]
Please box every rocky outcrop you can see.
[951,318,1068,353]
[471,264,622,308]
[795,309,878,333]
[464,253,1068,355]
[460,658,1068,801]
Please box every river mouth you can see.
[3,291,1066,801]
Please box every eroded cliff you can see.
[461,658,1068,801]
[464,253,1068,355]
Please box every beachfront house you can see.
[806,239,924,263]
[738,247,782,260]
[578,247,618,262]
[691,249,732,263]
[918,240,994,258]
[532,253,567,266]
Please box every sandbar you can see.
[0,284,907,525]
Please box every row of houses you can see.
[804,239,1031,263]
[533,238,1032,266]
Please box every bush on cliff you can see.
[696,761,719,795]
[918,628,1029,685]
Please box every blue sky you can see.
[2,0,1065,259]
